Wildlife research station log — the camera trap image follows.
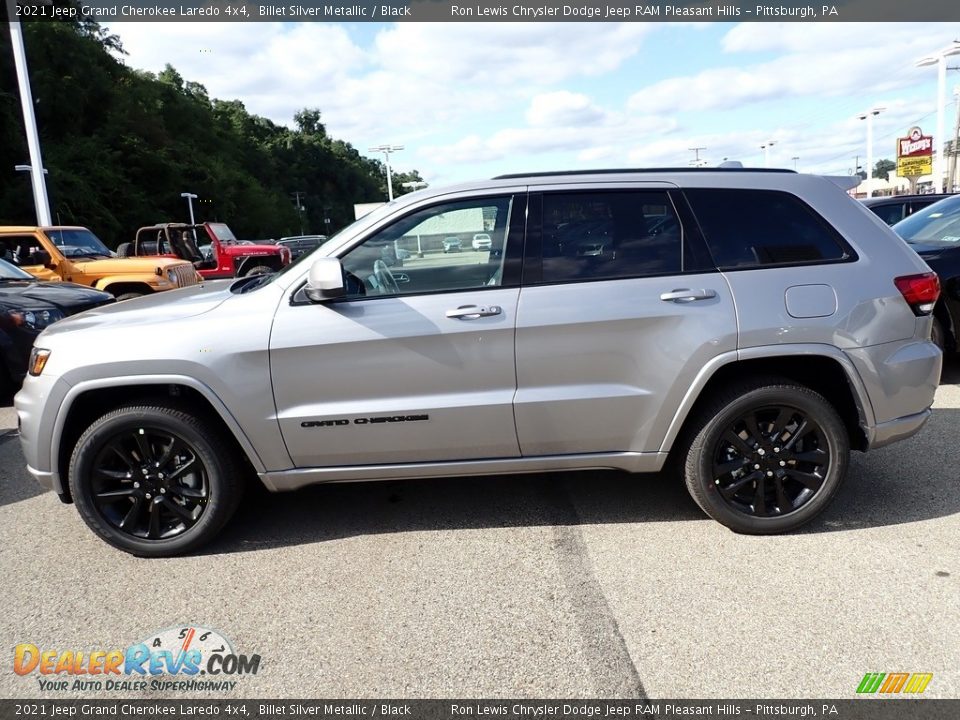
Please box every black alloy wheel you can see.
[70,403,244,556]
[89,427,209,540]
[711,405,829,517]
[682,378,849,534]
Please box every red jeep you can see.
[120,222,291,279]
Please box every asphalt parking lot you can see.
[1,366,957,700]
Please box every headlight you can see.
[167,270,178,285]
[2,308,65,330]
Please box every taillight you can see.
[894,272,940,316]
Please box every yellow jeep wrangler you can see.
[0,226,199,299]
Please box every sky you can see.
[104,21,960,187]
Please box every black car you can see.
[0,259,113,394]
[862,193,954,226]
[892,195,960,350]
[275,235,329,261]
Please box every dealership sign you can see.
[897,127,934,177]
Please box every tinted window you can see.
[540,191,681,282]
[870,202,906,226]
[894,196,960,248]
[685,189,850,269]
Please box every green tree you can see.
[872,159,896,181]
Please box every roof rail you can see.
[492,167,796,180]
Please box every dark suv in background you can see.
[862,193,953,225]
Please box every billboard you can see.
[897,126,933,177]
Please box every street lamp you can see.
[401,182,429,256]
[8,5,51,226]
[858,107,885,197]
[369,144,404,201]
[916,41,960,192]
[791,156,800,171]
[761,141,776,168]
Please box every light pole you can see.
[791,156,800,171]
[858,107,885,197]
[688,147,707,167]
[761,141,776,168]
[180,192,198,243]
[369,144,404,201]
[916,41,960,192]
[402,182,429,256]
[8,7,51,226]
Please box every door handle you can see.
[395,273,410,283]
[659,288,717,303]
[446,305,502,319]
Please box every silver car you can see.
[15,169,942,556]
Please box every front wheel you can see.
[69,404,244,556]
[681,379,849,534]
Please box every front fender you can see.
[93,275,168,293]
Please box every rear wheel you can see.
[69,403,244,556]
[681,378,849,534]
[115,292,144,301]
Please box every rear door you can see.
[513,185,738,456]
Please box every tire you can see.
[68,403,245,557]
[680,378,849,535]
[931,316,945,351]
[243,265,273,277]
[114,292,144,301]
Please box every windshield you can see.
[236,200,400,293]
[0,258,34,280]
[893,196,960,248]
[47,228,113,258]
[208,223,238,242]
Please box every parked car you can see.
[861,193,953,226]
[472,233,492,251]
[442,237,462,253]
[275,235,329,260]
[0,259,112,395]
[122,223,290,279]
[0,226,199,300]
[891,194,960,350]
[16,168,940,556]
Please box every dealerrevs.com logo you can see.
[13,626,261,693]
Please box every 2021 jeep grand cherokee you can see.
[15,169,942,556]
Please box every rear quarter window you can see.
[684,188,853,270]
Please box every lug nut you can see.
[160,488,166,494]
[766,471,774,477]
[754,463,760,470]
[758,448,766,456]
[133,482,140,489]
[779,460,786,467]
[145,493,152,499]
[158,473,164,479]
[774,447,781,453]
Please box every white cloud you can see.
[526,92,606,128]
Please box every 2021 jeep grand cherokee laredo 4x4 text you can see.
[15,169,942,556]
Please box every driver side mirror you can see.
[305,257,346,302]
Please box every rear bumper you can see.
[865,409,931,450]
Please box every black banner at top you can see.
[5,0,960,23]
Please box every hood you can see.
[221,243,282,256]
[40,279,234,338]
[0,280,113,312]
[71,256,192,274]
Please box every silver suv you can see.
[15,169,942,556]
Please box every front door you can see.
[270,193,526,468]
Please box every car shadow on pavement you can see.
[205,408,960,554]
[940,356,960,384]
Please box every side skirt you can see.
[260,451,669,492]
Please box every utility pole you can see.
[688,147,707,167]
[292,192,306,235]
[949,85,960,193]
